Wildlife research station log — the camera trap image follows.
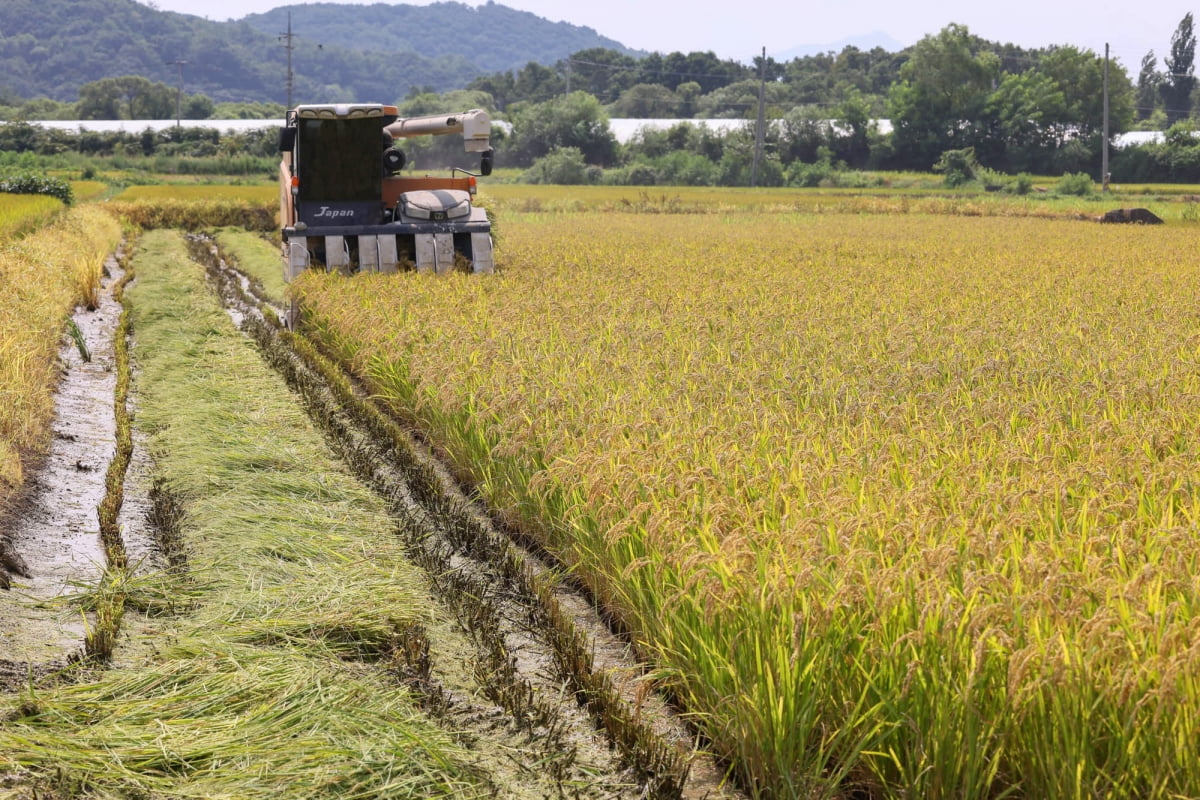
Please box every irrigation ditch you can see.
[0,232,745,799]
[0,249,145,685]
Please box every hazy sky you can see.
[145,0,1195,73]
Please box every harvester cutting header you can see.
[279,103,495,278]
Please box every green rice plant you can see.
[214,227,288,303]
[64,318,89,362]
[69,179,110,203]
[113,184,278,203]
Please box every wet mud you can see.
[0,257,136,686]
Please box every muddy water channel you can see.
[0,256,148,681]
[0,239,746,799]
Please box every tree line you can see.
[1,0,633,106]
[1,18,1197,185]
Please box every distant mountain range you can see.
[240,3,637,76]
[0,0,640,104]
[775,31,907,60]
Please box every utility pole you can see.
[279,11,295,110]
[1102,42,1110,191]
[166,59,187,127]
[751,46,766,187]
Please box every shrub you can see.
[521,147,590,185]
[1055,171,1095,196]
[787,159,836,188]
[933,147,981,188]
[1008,173,1035,195]
[975,167,1007,192]
[0,171,73,205]
[625,163,658,186]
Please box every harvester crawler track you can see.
[191,236,745,800]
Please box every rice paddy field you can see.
[294,203,1200,798]
[111,184,278,202]
[0,194,63,241]
[482,182,1200,222]
[4,179,1200,798]
[105,184,277,232]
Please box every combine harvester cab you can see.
[278,103,495,279]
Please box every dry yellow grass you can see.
[71,180,110,203]
[296,210,1200,798]
[0,206,122,508]
[112,184,277,202]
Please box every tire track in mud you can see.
[193,237,746,800]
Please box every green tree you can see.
[716,127,783,186]
[0,120,43,152]
[784,52,836,104]
[563,48,638,104]
[1038,45,1134,145]
[832,88,873,166]
[887,24,1000,168]
[467,72,517,111]
[648,51,747,93]
[777,105,833,163]
[183,94,215,120]
[77,76,175,120]
[695,78,788,118]
[513,62,565,104]
[212,101,287,119]
[983,71,1068,171]
[506,91,617,167]
[608,83,679,117]
[1163,13,1196,123]
[396,90,497,117]
[675,81,701,117]
[1135,51,1163,121]
[976,45,1133,174]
